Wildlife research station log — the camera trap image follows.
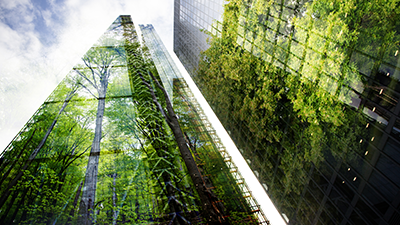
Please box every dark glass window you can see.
[324,198,344,224]
[334,176,355,200]
[368,171,398,202]
[354,198,382,224]
[376,154,400,189]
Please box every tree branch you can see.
[62,146,91,174]
[74,68,98,92]
[77,81,99,99]
[82,56,99,89]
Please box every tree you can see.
[75,44,123,224]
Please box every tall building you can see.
[0,15,266,224]
[174,0,400,224]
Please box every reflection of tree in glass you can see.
[196,0,399,212]
[74,46,122,224]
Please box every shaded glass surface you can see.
[174,0,400,224]
[174,0,225,76]
[0,15,260,224]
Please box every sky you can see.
[0,0,176,151]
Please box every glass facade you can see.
[0,15,265,224]
[140,24,179,99]
[173,0,225,76]
[174,0,400,224]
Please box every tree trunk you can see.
[18,187,35,224]
[168,117,223,222]
[154,120,184,225]
[67,181,83,224]
[0,191,19,224]
[9,185,30,224]
[143,72,226,223]
[135,188,139,222]
[112,173,117,225]
[78,91,106,225]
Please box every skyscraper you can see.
[174,0,400,224]
[0,15,266,224]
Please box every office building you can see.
[174,0,400,224]
[0,15,265,224]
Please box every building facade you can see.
[0,15,265,224]
[174,0,400,224]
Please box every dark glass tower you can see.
[0,15,266,224]
[174,0,400,224]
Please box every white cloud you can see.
[0,0,32,10]
[0,0,35,29]
[41,9,52,27]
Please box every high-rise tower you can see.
[0,15,265,224]
[174,0,400,224]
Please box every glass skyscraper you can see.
[0,15,266,224]
[174,0,400,224]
